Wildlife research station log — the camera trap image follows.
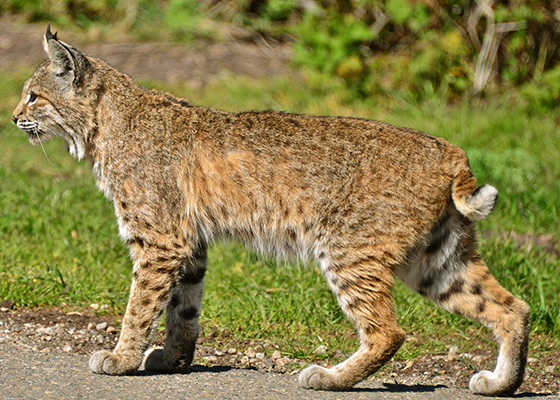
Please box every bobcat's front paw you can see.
[143,347,193,372]
[469,370,516,397]
[89,350,140,375]
[298,365,350,391]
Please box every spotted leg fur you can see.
[144,244,207,372]
[89,238,186,375]
[397,206,530,396]
[299,250,405,390]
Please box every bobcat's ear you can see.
[43,24,88,87]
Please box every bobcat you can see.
[13,26,530,396]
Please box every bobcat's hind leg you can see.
[399,221,530,397]
[144,243,207,372]
[437,257,530,396]
[299,256,404,391]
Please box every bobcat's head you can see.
[12,25,98,160]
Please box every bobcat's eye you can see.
[26,93,38,104]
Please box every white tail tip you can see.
[456,185,498,221]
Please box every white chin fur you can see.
[66,138,86,160]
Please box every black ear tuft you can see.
[46,23,58,42]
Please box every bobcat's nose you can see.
[11,114,18,124]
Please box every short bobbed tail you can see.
[448,146,498,221]
[454,184,498,221]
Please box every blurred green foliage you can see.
[293,10,374,80]
[520,64,560,112]
[3,0,560,103]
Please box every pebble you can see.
[255,352,265,360]
[62,345,72,353]
[36,326,55,336]
[271,350,282,359]
[447,345,458,361]
[402,360,414,370]
[206,355,218,363]
[89,303,110,310]
[87,322,95,330]
[214,350,224,356]
[96,322,108,331]
[275,357,289,367]
[244,348,256,358]
[0,300,16,311]
[227,348,236,354]
[106,326,117,334]
[313,345,328,355]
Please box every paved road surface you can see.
[0,344,551,400]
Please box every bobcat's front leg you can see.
[89,240,181,375]
[144,243,207,372]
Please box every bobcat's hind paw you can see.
[469,370,517,397]
[89,350,139,375]
[298,365,351,391]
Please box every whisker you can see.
[35,130,52,163]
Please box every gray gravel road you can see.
[0,344,551,400]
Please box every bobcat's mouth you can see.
[17,121,39,133]
[16,121,44,143]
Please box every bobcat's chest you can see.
[92,160,134,240]
[92,159,113,200]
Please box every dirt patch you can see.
[0,18,291,86]
[483,231,560,258]
[0,307,557,395]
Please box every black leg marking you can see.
[179,306,198,320]
[437,279,465,303]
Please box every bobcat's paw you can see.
[298,365,350,391]
[89,350,139,375]
[143,348,189,373]
[469,370,516,397]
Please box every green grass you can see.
[1,70,559,363]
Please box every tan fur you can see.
[12,27,529,396]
